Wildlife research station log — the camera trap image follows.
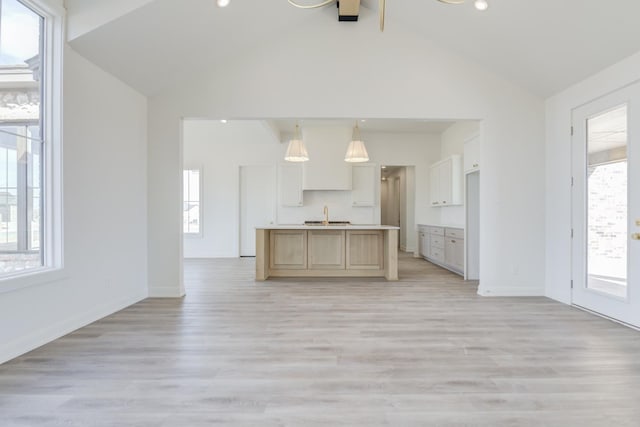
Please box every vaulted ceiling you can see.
[67,0,640,98]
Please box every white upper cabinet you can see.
[351,164,376,207]
[302,126,353,190]
[464,135,480,173]
[430,155,462,207]
[278,163,303,206]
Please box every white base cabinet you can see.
[418,225,464,276]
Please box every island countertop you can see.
[256,224,400,230]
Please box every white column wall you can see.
[0,47,148,363]
[148,23,545,297]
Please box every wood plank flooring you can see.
[2,253,640,426]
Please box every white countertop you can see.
[257,225,400,230]
[417,223,464,229]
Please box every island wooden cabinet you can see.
[346,230,384,270]
[257,227,398,280]
[269,230,307,270]
[308,230,345,269]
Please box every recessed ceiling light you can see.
[474,0,488,11]
[220,119,228,123]
[217,0,230,7]
[360,119,367,122]
[381,166,387,169]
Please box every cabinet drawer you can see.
[430,247,444,262]
[445,228,464,238]
[431,235,444,248]
[428,226,444,236]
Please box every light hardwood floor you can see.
[2,253,640,426]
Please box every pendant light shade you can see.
[345,122,369,162]
[285,124,309,162]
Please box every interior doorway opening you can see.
[380,165,416,252]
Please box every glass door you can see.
[572,83,640,327]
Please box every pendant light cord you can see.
[288,0,336,9]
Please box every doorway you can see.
[380,166,415,252]
[571,82,640,327]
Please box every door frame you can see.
[570,82,640,328]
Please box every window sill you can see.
[0,267,68,295]
[184,233,203,239]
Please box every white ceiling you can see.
[67,0,640,98]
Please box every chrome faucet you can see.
[322,205,329,226]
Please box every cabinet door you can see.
[464,135,480,172]
[270,230,307,270]
[352,164,376,207]
[430,165,440,207]
[346,230,384,270]
[419,230,428,257]
[279,163,303,206]
[439,158,452,206]
[308,230,345,269]
[445,237,465,272]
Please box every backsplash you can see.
[277,190,378,225]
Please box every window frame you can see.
[0,0,65,291]
[183,167,203,238]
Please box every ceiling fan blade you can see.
[380,0,385,31]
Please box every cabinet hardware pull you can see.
[451,240,456,243]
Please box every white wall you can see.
[183,120,280,258]
[545,50,640,304]
[183,121,438,258]
[437,121,481,226]
[0,46,148,363]
[65,0,155,41]
[148,20,546,297]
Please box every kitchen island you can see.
[256,225,399,281]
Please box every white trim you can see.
[0,0,65,291]
[0,267,68,294]
[572,304,640,332]
[148,285,186,298]
[477,284,545,297]
[0,290,147,364]
[182,167,203,237]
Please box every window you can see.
[183,169,201,234]
[0,0,62,280]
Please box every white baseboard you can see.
[148,286,185,298]
[0,291,147,365]
[477,285,545,297]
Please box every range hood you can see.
[301,125,353,191]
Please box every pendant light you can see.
[284,123,309,162]
[345,122,369,163]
